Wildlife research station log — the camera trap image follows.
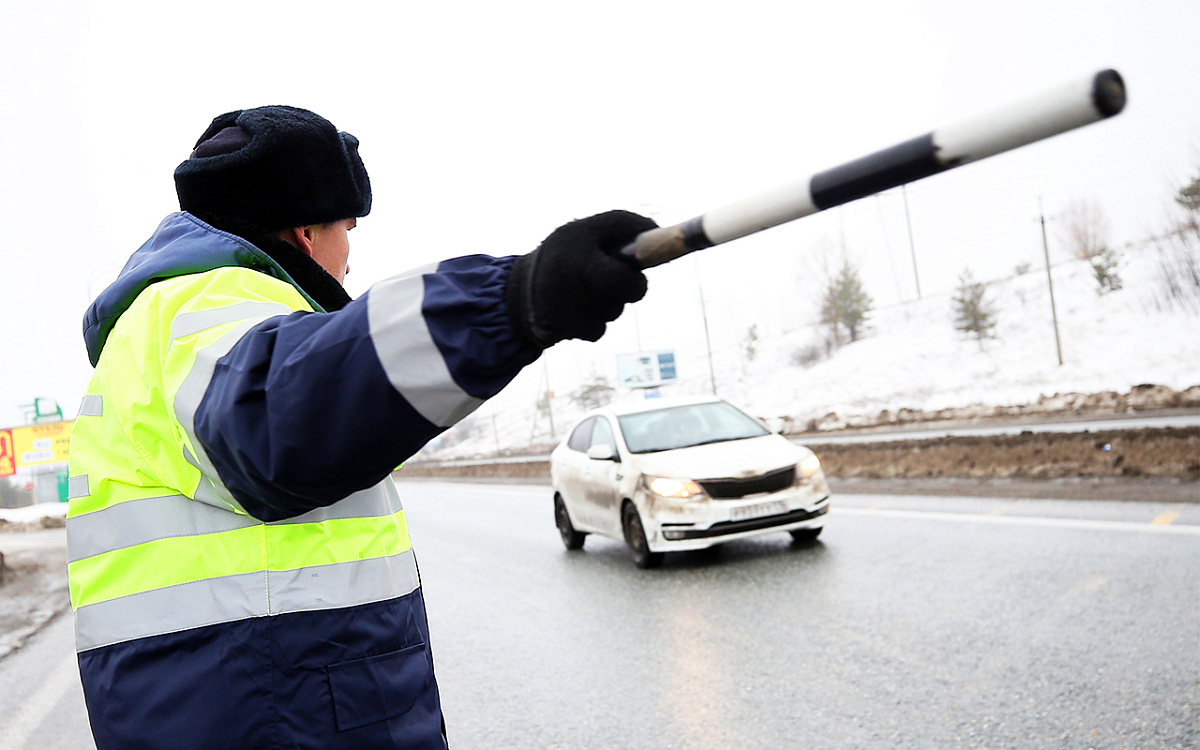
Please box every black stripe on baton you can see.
[808,134,949,211]
[678,215,714,252]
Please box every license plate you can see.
[730,500,787,522]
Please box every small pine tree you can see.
[1175,173,1200,216]
[744,324,759,362]
[952,269,998,347]
[820,260,872,345]
[1090,246,1123,294]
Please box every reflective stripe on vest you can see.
[69,478,418,651]
[74,549,421,651]
[172,306,293,514]
[68,268,421,652]
[367,265,484,427]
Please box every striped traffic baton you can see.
[620,69,1126,268]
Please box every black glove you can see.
[507,210,656,347]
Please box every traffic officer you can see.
[67,105,654,749]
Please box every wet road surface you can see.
[1,481,1196,749]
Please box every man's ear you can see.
[277,226,317,258]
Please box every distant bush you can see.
[570,375,615,410]
[791,343,825,368]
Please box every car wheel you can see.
[555,495,586,550]
[789,527,823,543]
[622,502,664,569]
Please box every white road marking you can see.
[1151,507,1183,525]
[833,507,1200,535]
[0,653,79,750]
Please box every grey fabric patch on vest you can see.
[68,475,90,500]
[78,395,103,417]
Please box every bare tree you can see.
[1058,198,1112,260]
[1153,167,1200,313]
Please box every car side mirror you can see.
[586,444,619,462]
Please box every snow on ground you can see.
[431,239,1200,459]
[0,502,68,524]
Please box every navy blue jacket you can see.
[72,213,541,749]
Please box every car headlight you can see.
[798,453,822,479]
[646,476,705,499]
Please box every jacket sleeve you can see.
[190,255,542,521]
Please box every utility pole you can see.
[694,258,718,395]
[901,184,922,300]
[1038,198,1065,366]
[490,410,502,456]
[540,363,555,440]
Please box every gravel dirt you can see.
[806,426,1200,480]
[399,425,1200,490]
[0,522,69,660]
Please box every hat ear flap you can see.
[340,132,372,217]
[190,126,252,159]
[192,111,243,149]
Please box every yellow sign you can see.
[10,421,73,471]
[0,429,14,477]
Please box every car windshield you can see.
[617,401,770,454]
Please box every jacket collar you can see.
[83,212,330,366]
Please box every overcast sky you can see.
[1,0,1197,429]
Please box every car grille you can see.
[665,503,829,540]
[698,466,795,499]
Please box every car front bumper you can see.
[641,482,832,552]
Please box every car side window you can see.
[566,418,595,453]
[590,417,616,452]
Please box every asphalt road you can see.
[2,481,1197,749]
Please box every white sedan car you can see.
[549,396,831,568]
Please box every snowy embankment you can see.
[429,242,1200,459]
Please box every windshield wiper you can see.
[678,434,760,449]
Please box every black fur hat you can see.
[174,106,371,231]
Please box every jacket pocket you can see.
[327,643,432,732]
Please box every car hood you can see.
[626,434,804,480]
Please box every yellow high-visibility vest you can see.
[68,265,419,652]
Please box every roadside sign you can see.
[10,421,73,474]
[617,351,678,389]
[0,429,14,477]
